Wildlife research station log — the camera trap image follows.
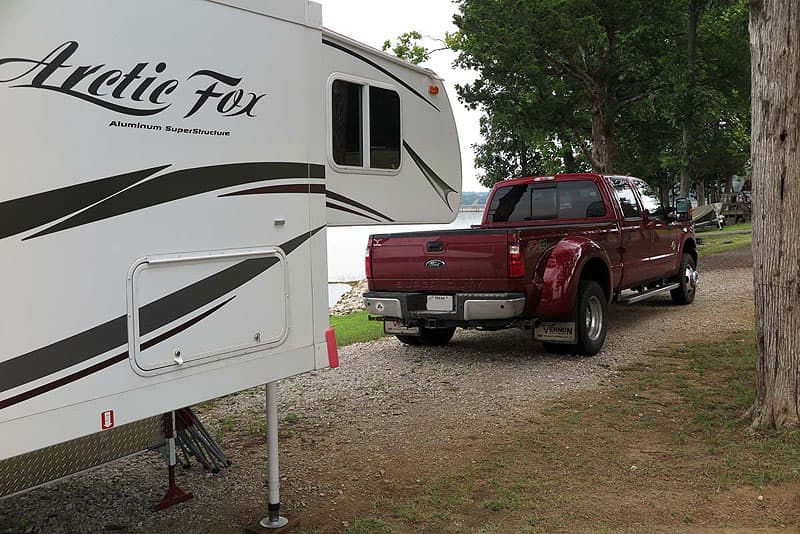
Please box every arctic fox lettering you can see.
[0,41,266,118]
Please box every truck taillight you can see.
[365,244,373,279]
[508,244,525,278]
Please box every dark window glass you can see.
[634,180,665,220]
[612,179,642,218]
[487,184,557,223]
[369,86,401,169]
[531,186,558,219]
[558,181,606,218]
[488,185,529,223]
[332,80,362,167]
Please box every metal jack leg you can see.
[260,381,288,529]
[155,411,193,511]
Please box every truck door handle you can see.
[426,241,444,253]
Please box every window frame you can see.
[484,178,612,225]
[327,73,403,176]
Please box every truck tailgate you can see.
[368,229,514,292]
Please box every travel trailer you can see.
[0,0,461,525]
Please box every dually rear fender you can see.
[534,236,612,319]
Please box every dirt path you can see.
[0,250,755,534]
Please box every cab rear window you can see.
[487,181,606,223]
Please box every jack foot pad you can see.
[259,516,288,529]
[155,484,194,511]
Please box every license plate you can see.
[384,321,420,335]
[534,321,576,343]
[426,295,453,312]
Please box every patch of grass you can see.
[345,517,395,534]
[330,311,385,347]
[722,221,753,232]
[698,231,752,256]
[282,412,299,424]
[356,331,800,531]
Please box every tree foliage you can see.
[382,31,434,65]
[448,0,750,192]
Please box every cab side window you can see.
[611,179,642,219]
[633,180,666,221]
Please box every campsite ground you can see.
[5,244,797,533]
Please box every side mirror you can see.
[675,198,692,222]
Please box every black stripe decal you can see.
[403,141,457,211]
[0,352,129,411]
[0,316,127,395]
[221,184,327,197]
[322,39,440,112]
[326,202,381,223]
[24,162,326,240]
[0,165,169,241]
[141,296,236,351]
[0,227,324,399]
[325,190,394,222]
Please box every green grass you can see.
[721,221,753,232]
[329,311,386,347]
[350,331,800,531]
[697,231,752,256]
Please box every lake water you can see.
[326,210,484,282]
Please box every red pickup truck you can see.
[363,173,697,355]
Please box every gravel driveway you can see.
[0,249,755,534]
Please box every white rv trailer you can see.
[0,0,461,519]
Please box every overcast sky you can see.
[321,0,487,191]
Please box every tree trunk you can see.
[562,144,577,173]
[589,101,615,173]
[696,177,706,206]
[680,0,700,198]
[749,0,800,429]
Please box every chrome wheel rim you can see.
[585,296,604,341]
[684,264,698,295]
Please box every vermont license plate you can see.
[534,321,576,343]
[426,295,453,311]
[384,321,420,335]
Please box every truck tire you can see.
[396,327,456,346]
[670,253,698,305]
[573,280,608,356]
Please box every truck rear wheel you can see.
[670,253,697,305]
[396,327,456,346]
[574,280,608,356]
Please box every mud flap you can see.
[534,320,576,344]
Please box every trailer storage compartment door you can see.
[128,248,288,375]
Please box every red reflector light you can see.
[508,244,525,278]
[325,327,339,369]
[429,85,439,95]
[365,244,372,279]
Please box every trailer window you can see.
[330,79,401,171]
[370,86,401,169]
[612,179,642,218]
[332,80,363,167]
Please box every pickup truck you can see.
[363,173,697,355]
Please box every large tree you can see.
[444,0,749,190]
[451,0,679,176]
[748,0,800,429]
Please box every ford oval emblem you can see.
[426,259,446,270]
